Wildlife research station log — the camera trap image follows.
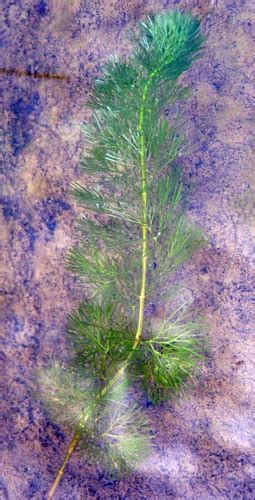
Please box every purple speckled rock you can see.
[1,0,254,498]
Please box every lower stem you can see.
[48,431,81,499]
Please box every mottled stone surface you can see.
[1,0,255,498]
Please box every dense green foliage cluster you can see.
[38,10,206,483]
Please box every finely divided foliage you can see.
[38,11,206,497]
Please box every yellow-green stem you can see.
[133,69,157,348]
[48,70,157,498]
[48,431,81,499]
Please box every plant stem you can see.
[133,69,158,348]
[48,69,157,499]
[48,431,81,499]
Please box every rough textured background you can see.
[1,0,255,498]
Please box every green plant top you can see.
[38,11,206,499]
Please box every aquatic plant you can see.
[38,11,206,498]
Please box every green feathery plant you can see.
[38,11,207,498]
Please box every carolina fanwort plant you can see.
[38,11,207,498]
